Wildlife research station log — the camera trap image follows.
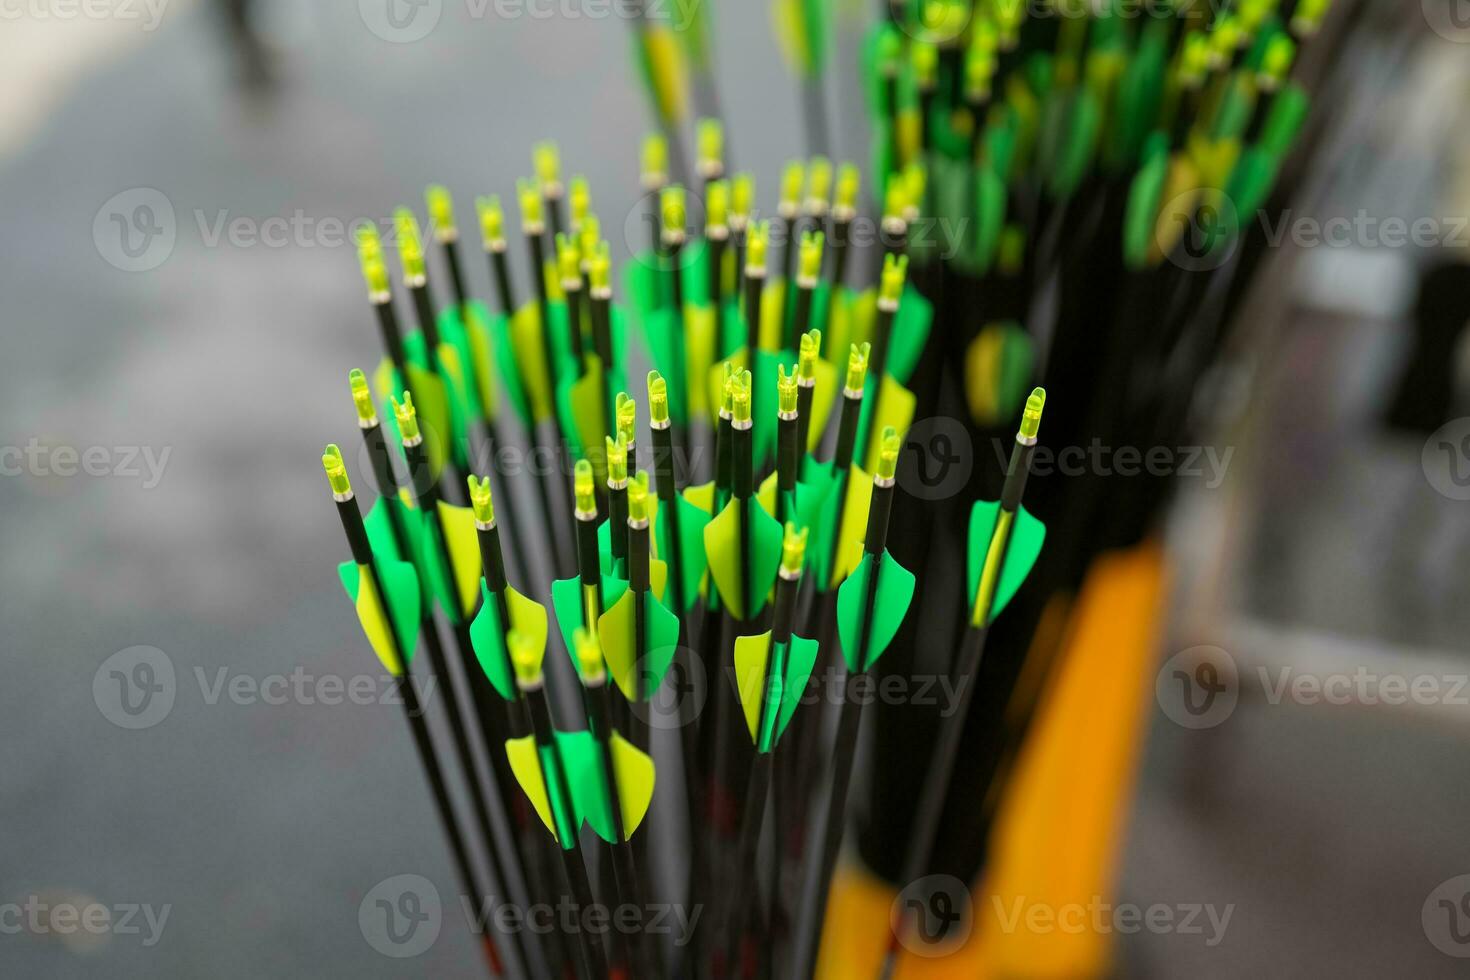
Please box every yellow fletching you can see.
[610,732,656,836]
[506,736,558,841]
[733,632,773,743]
[643,26,689,123]
[354,566,404,677]
[437,501,482,617]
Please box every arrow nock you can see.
[467,474,495,526]
[426,184,456,242]
[393,208,426,282]
[322,444,351,497]
[780,523,808,579]
[349,368,376,426]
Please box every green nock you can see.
[323,444,351,496]
[426,185,456,239]
[394,208,426,281]
[476,195,505,248]
[349,368,375,424]
[1020,386,1045,440]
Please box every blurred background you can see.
[3,0,1470,977]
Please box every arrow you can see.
[722,524,820,975]
[853,254,922,474]
[796,428,915,980]
[879,388,1047,980]
[773,0,832,154]
[501,632,613,980]
[322,446,510,979]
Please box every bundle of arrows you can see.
[316,0,1345,976]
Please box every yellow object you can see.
[349,369,375,424]
[476,195,505,248]
[467,474,495,525]
[322,444,350,496]
[781,522,808,575]
[394,208,426,281]
[641,133,669,188]
[574,459,596,516]
[437,501,482,617]
[648,371,669,425]
[845,342,871,394]
[391,392,420,442]
[517,179,544,230]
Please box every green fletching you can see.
[1124,143,1169,271]
[374,357,450,478]
[777,635,818,746]
[556,728,656,843]
[507,301,555,422]
[654,491,712,612]
[487,309,532,426]
[459,301,499,421]
[888,285,933,385]
[836,551,916,673]
[506,736,563,845]
[972,165,1007,275]
[598,588,681,701]
[551,573,630,668]
[436,304,487,422]
[1226,147,1279,226]
[559,357,610,480]
[855,373,916,475]
[639,306,690,426]
[967,500,1046,625]
[704,496,784,620]
[469,583,548,701]
[732,632,816,752]
[1049,88,1102,199]
[1261,83,1309,159]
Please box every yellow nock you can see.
[615,392,636,445]
[590,241,611,294]
[648,371,669,425]
[569,176,591,228]
[799,231,825,284]
[845,342,871,394]
[806,157,833,211]
[641,133,668,187]
[579,216,601,270]
[426,185,456,240]
[698,118,723,173]
[475,195,505,248]
[661,186,686,238]
[778,364,798,415]
[731,370,752,425]
[913,40,938,89]
[574,627,604,679]
[467,475,495,525]
[904,164,927,217]
[391,392,420,442]
[746,220,770,273]
[628,472,650,523]
[556,233,581,287]
[706,180,729,232]
[1019,386,1046,441]
[881,253,909,306]
[509,630,544,686]
[574,459,596,515]
[731,173,754,226]
[835,163,860,216]
[607,436,628,485]
[799,330,820,382]
[534,141,562,190]
[780,523,809,577]
[780,161,804,211]
[349,368,375,424]
[394,208,426,281]
[322,444,351,496]
[883,175,907,223]
[877,427,901,482]
[517,179,544,230]
[356,225,390,294]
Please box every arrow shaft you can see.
[487,243,516,318]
